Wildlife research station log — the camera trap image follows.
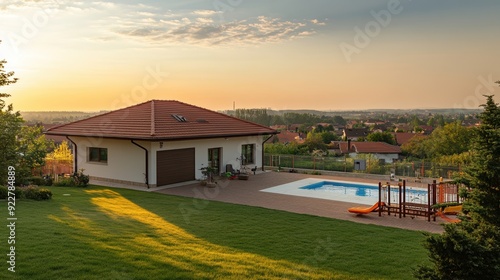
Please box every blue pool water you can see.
[260,179,428,205]
[300,180,428,204]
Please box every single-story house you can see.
[336,141,401,163]
[272,130,304,144]
[342,128,368,141]
[45,100,277,188]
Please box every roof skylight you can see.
[172,114,188,122]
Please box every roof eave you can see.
[44,130,278,141]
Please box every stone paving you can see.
[154,171,447,233]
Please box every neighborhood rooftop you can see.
[46,100,277,140]
[338,141,402,154]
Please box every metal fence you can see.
[264,154,463,179]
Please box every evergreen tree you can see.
[415,92,500,279]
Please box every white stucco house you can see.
[46,100,277,188]
[337,141,401,163]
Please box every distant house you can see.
[272,130,304,144]
[393,132,427,146]
[342,128,369,141]
[364,119,386,126]
[418,125,434,135]
[346,120,358,129]
[371,124,389,133]
[314,123,332,130]
[394,123,411,132]
[288,124,302,132]
[270,125,287,131]
[46,100,277,188]
[336,141,401,163]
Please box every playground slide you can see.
[443,205,462,215]
[348,202,385,215]
[436,211,460,223]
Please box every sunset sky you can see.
[1,0,499,112]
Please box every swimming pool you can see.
[261,178,428,205]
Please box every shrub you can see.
[14,187,25,199]
[53,170,89,187]
[0,185,52,200]
[43,175,53,186]
[72,170,89,187]
[23,185,39,200]
[53,177,76,187]
[26,176,46,186]
[0,186,7,199]
[21,186,53,201]
[36,188,52,200]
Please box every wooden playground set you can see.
[348,180,463,223]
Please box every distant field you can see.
[1,186,431,279]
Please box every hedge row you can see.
[0,186,53,201]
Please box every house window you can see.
[88,147,108,163]
[241,144,255,165]
[208,148,221,175]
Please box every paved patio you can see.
[154,171,447,233]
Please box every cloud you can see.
[310,19,326,26]
[113,13,317,46]
[192,10,220,16]
[1,0,319,47]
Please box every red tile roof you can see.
[275,131,303,143]
[46,100,277,140]
[393,132,426,146]
[338,141,401,154]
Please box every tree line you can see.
[228,108,347,127]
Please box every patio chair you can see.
[226,164,240,175]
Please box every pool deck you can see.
[153,171,446,233]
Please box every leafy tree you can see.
[301,132,327,153]
[333,115,346,126]
[427,121,473,157]
[427,117,436,127]
[319,131,340,144]
[434,114,446,127]
[433,152,472,166]
[366,131,396,145]
[402,121,473,159]
[401,135,428,158]
[0,40,50,184]
[46,140,73,162]
[410,115,422,130]
[0,40,22,184]
[16,125,51,182]
[314,124,324,133]
[233,108,272,126]
[415,93,500,279]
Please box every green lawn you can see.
[1,186,432,279]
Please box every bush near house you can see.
[0,185,52,200]
[53,170,90,187]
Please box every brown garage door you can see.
[157,148,195,186]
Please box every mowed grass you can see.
[1,186,432,279]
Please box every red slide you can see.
[436,211,460,223]
[348,202,385,214]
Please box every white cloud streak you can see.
[1,0,320,47]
